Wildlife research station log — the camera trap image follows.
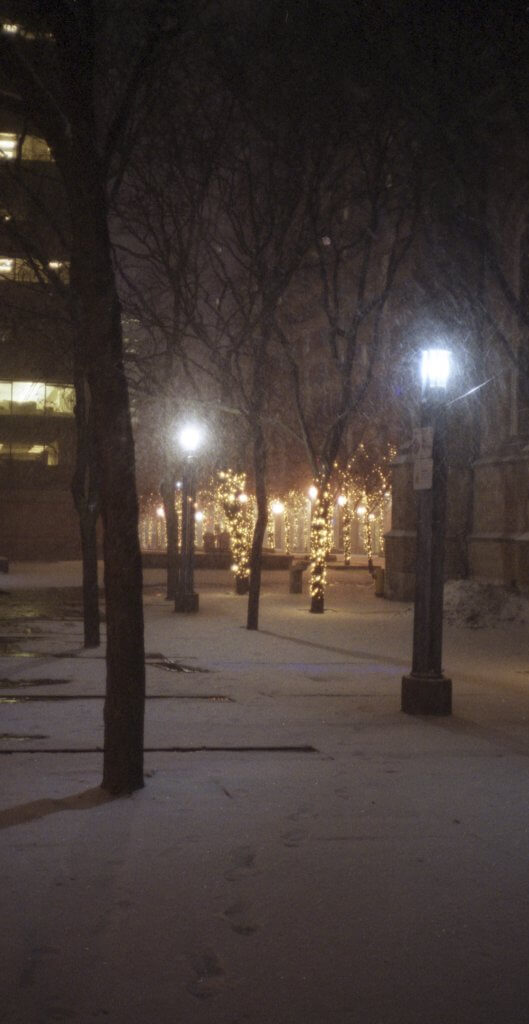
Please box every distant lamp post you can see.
[271,500,284,549]
[174,422,205,613]
[401,348,452,715]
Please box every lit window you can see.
[0,133,17,159]
[0,132,51,162]
[12,381,45,412]
[45,384,74,414]
[0,258,14,275]
[0,381,11,413]
[0,381,74,415]
[0,441,59,464]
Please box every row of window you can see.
[1,22,53,42]
[0,257,68,282]
[0,441,58,465]
[0,382,74,416]
[0,132,51,162]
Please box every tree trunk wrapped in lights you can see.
[309,480,333,613]
[342,499,353,566]
[216,470,254,594]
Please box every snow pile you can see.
[443,579,529,629]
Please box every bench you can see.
[289,559,310,594]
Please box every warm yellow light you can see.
[195,510,204,522]
[156,505,165,518]
[357,505,366,517]
[238,492,248,504]
[271,500,284,515]
[337,494,347,507]
[308,485,318,500]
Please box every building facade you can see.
[0,103,79,560]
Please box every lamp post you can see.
[174,423,204,614]
[401,349,452,715]
[271,500,284,549]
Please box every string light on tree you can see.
[216,469,255,593]
[309,477,333,613]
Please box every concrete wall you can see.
[385,441,529,599]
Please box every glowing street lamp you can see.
[401,348,453,715]
[174,421,205,613]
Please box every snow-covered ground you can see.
[1,563,528,1024]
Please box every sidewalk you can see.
[1,563,528,1024]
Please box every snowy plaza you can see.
[1,563,528,1024]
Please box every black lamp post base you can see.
[401,673,452,715]
[310,594,324,614]
[174,592,199,613]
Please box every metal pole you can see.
[401,392,452,714]
[175,456,199,613]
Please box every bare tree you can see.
[0,1,177,794]
[275,98,417,612]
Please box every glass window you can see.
[0,133,17,159]
[45,384,75,414]
[0,441,59,464]
[0,381,74,416]
[22,135,51,162]
[0,381,11,413]
[12,381,46,412]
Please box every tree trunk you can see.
[66,141,145,795]
[71,366,100,648]
[247,421,268,631]
[309,486,331,614]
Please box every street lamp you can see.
[174,421,205,613]
[401,348,452,714]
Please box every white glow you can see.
[238,492,248,504]
[156,505,165,518]
[271,500,284,515]
[308,485,318,500]
[420,349,451,389]
[337,494,347,507]
[195,510,204,522]
[356,505,366,517]
[0,258,14,274]
[177,422,205,453]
